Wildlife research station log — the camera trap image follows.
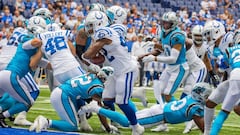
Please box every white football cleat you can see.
[29,115,49,133]
[79,113,93,132]
[151,123,169,132]
[132,124,144,135]
[14,111,32,126]
[183,120,198,134]
[132,87,148,107]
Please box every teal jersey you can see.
[227,44,240,69]
[164,96,203,124]
[45,18,52,25]
[77,23,84,31]
[213,47,229,70]
[59,74,104,99]
[160,27,186,65]
[6,37,37,78]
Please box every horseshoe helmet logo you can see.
[95,12,103,20]
[33,17,40,24]
[116,9,123,17]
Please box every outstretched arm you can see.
[193,115,204,132]
[138,43,163,60]
[30,48,43,70]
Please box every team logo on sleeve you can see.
[98,32,105,39]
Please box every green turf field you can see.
[9,87,240,135]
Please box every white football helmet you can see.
[33,8,52,20]
[233,30,240,45]
[47,23,62,31]
[27,16,47,36]
[191,82,212,104]
[161,11,178,33]
[84,11,109,36]
[192,25,204,45]
[203,20,226,46]
[89,3,106,13]
[107,5,127,24]
[97,66,114,81]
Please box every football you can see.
[90,53,105,65]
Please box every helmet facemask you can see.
[193,34,203,46]
[192,25,204,46]
[161,12,178,34]
[203,20,226,46]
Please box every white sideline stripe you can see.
[12,127,96,135]
[30,107,55,111]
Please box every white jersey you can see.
[186,46,206,71]
[94,27,138,75]
[218,32,234,53]
[0,27,27,70]
[39,30,80,75]
[110,24,127,39]
[192,41,208,60]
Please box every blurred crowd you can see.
[0,0,239,41]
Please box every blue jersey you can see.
[164,96,203,124]
[6,36,37,78]
[227,44,240,69]
[160,27,186,65]
[59,74,104,100]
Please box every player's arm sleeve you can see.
[187,104,204,118]
[155,48,179,64]
[38,58,51,69]
[94,27,113,42]
[22,38,41,49]
[170,32,185,48]
[82,29,111,60]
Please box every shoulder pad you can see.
[110,24,127,38]
[170,32,185,46]
[94,27,113,41]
